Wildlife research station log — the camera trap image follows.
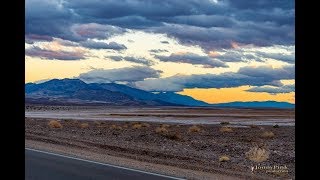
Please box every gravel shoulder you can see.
[26,140,243,180]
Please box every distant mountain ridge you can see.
[25,78,294,108]
[25,79,145,106]
[25,78,206,106]
[211,101,294,108]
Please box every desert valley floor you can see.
[25,105,295,180]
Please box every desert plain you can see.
[25,105,295,180]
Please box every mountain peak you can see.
[49,78,86,83]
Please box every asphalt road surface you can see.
[25,148,185,180]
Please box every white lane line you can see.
[25,148,185,180]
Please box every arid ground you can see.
[25,105,295,180]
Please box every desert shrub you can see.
[188,125,201,133]
[71,120,78,124]
[141,123,150,128]
[48,120,63,129]
[220,126,233,133]
[273,124,280,128]
[160,124,170,128]
[155,127,169,134]
[110,124,123,130]
[130,122,140,125]
[80,123,89,128]
[245,147,270,162]
[155,127,182,141]
[94,121,101,126]
[131,122,151,129]
[132,123,143,129]
[219,155,230,162]
[123,124,128,128]
[249,124,259,128]
[220,121,230,125]
[261,131,275,138]
[165,132,182,141]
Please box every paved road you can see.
[25,148,184,180]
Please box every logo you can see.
[250,164,289,174]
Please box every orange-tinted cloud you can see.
[25,47,86,60]
[208,50,220,57]
[231,41,240,49]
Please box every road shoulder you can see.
[25,139,243,180]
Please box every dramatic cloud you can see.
[152,22,294,50]
[26,0,294,50]
[25,47,85,60]
[155,53,228,68]
[226,0,294,11]
[54,38,79,47]
[81,40,127,50]
[69,23,126,41]
[25,0,295,105]
[160,41,169,44]
[25,34,53,44]
[107,56,153,66]
[206,45,294,63]
[213,51,258,62]
[246,84,295,94]
[107,56,122,61]
[105,16,163,29]
[64,0,225,19]
[134,65,294,91]
[26,0,127,42]
[167,14,236,28]
[149,49,168,53]
[26,0,75,39]
[78,66,162,83]
[238,65,294,80]
[256,51,295,63]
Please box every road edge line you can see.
[25,147,185,180]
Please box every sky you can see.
[25,0,295,104]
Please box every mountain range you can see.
[25,78,294,108]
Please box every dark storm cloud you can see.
[213,51,258,62]
[107,55,153,66]
[25,47,85,60]
[226,0,294,10]
[26,0,75,39]
[207,45,294,63]
[78,66,162,83]
[238,65,294,80]
[134,72,281,92]
[160,41,169,44]
[166,15,236,28]
[256,51,295,63]
[64,0,225,19]
[152,21,294,50]
[246,84,295,94]
[69,23,126,41]
[134,65,294,91]
[54,38,79,47]
[155,53,228,68]
[25,34,54,44]
[105,16,163,29]
[149,49,168,53]
[26,0,294,50]
[81,40,127,50]
[26,0,126,42]
[107,56,123,61]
